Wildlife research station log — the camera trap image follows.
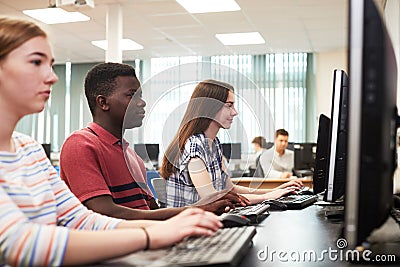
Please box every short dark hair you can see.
[252,136,267,148]
[84,62,137,114]
[275,129,289,138]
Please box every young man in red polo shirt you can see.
[60,63,248,220]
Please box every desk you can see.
[240,205,399,266]
[94,205,399,266]
[231,177,313,189]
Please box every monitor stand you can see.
[362,216,400,262]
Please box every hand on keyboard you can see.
[193,189,250,215]
[276,179,304,190]
[144,208,222,249]
[296,186,314,195]
[265,186,298,200]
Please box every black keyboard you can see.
[107,226,257,267]
[278,194,318,209]
[228,201,270,223]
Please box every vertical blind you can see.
[15,53,310,157]
[137,53,308,157]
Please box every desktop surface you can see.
[241,205,399,267]
[92,205,399,266]
[231,177,313,190]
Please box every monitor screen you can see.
[293,143,316,171]
[134,144,160,162]
[265,142,274,150]
[41,143,51,160]
[325,69,349,202]
[287,142,295,151]
[345,0,398,249]
[313,114,331,195]
[221,143,241,162]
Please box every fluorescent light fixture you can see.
[23,8,90,24]
[91,39,144,51]
[176,0,240,13]
[215,32,265,45]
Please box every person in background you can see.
[0,17,221,266]
[251,136,268,177]
[60,62,246,220]
[160,80,303,208]
[259,129,294,178]
[252,136,268,157]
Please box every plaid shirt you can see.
[166,133,228,207]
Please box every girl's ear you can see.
[96,95,110,111]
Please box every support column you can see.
[106,4,122,63]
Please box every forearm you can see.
[238,193,266,205]
[63,228,147,265]
[237,190,287,205]
[131,207,186,220]
[100,205,184,220]
[233,184,273,194]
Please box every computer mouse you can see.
[264,200,288,211]
[219,214,250,228]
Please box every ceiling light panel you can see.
[176,0,240,13]
[215,32,265,45]
[23,8,90,24]
[91,39,144,51]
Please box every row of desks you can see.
[231,177,313,189]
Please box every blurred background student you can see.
[259,129,294,178]
[251,136,268,177]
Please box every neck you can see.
[276,149,285,156]
[0,110,19,152]
[203,121,220,140]
[93,117,123,139]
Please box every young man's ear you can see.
[96,95,110,111]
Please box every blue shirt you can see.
[166,133,228,207]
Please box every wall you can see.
[385,0,400,107]
[314,0,400,125]
[312,0,400,192]
[315,49,348,120]
[385,0,400,193]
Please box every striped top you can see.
[0,132,122,266]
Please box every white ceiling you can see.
[0,0,386,64]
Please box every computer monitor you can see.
[293,143,316,171]
[41,143,51,160]
[345,0,398,249]
[134,144,160,162]
[221,143,241,162]
[313,114,331,195]
[265,142,274,150]
[324,69,349,202]
[287,142,295,151]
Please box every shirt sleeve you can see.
[259,150,283,178]
[0,183,69,267]
[0,177,122,267]
[48,162,122,230]
[179,135,208,173]
[60,132,111,203]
